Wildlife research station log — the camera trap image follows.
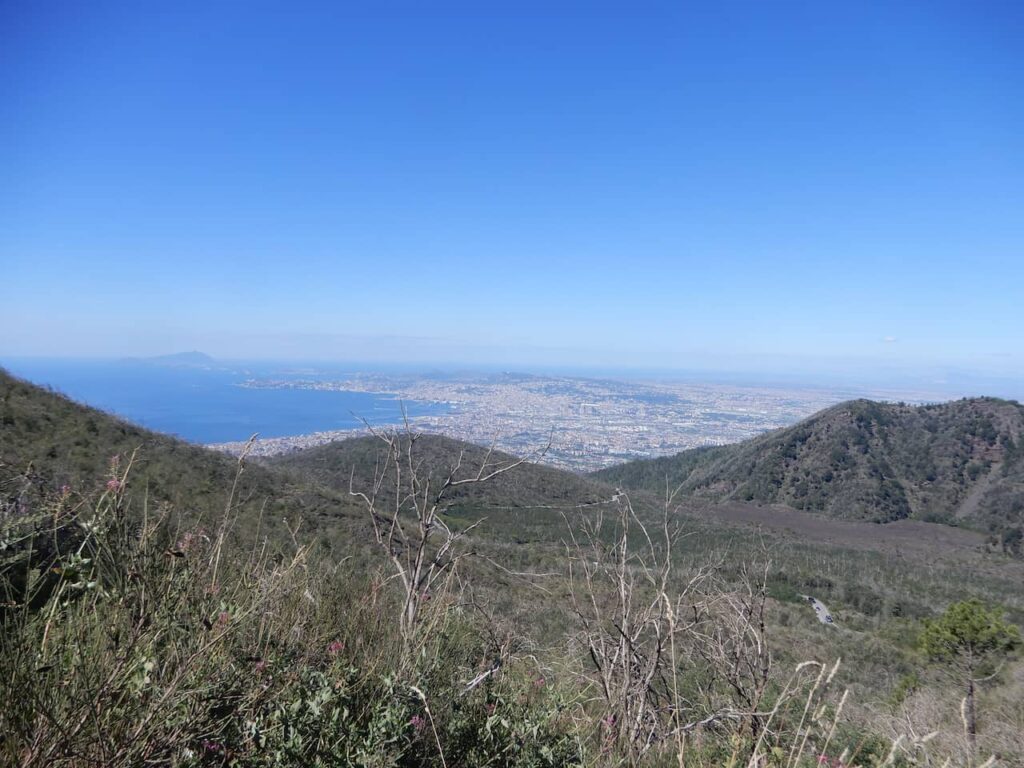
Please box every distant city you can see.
[211,371,943,471]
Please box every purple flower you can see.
[410,714,427,734]
[327,640,345,655]
[201,740,225,755]
[106,478,121,492]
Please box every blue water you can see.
[2,358,448,444]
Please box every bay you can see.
[1,358,446,444]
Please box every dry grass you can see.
[1,445,1020,767]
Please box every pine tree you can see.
[919,600,1020,756]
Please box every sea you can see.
[2,358,448,445]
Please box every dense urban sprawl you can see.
[209,372,936,471]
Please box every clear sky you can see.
[3,1,1022,384]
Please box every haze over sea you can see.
[3,357,447,445]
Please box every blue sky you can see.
[2,1,1022,383]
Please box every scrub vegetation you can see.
[2,370,1022,766]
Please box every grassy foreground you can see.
[2,438,1020,768]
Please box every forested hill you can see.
[593,398,1024,546]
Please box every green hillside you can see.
[268,433,612,512]
[3,370,1024,765]
[0,368,366,551]
[593,397,1024,544]
[0,369,615,554]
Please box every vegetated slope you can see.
[594,398,1024,543]
[269,435,624,562]
[0,368,619,552]
[268,433,616,515]
[0,368,354,548]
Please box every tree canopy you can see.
[919,599,1019,666]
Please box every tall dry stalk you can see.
[349,419,547,647]
[564,491,726,760]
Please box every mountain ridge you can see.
[592,397,1024,549]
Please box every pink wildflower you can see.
[254,659,268,673]
[106,478,121,492]
[410,714,427,734]
[201,740,225,755]
[327,640,345,655]
[600,714,617,755]
[216,611,230,627]
[60,484,71,496]
[533,676,546,688]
